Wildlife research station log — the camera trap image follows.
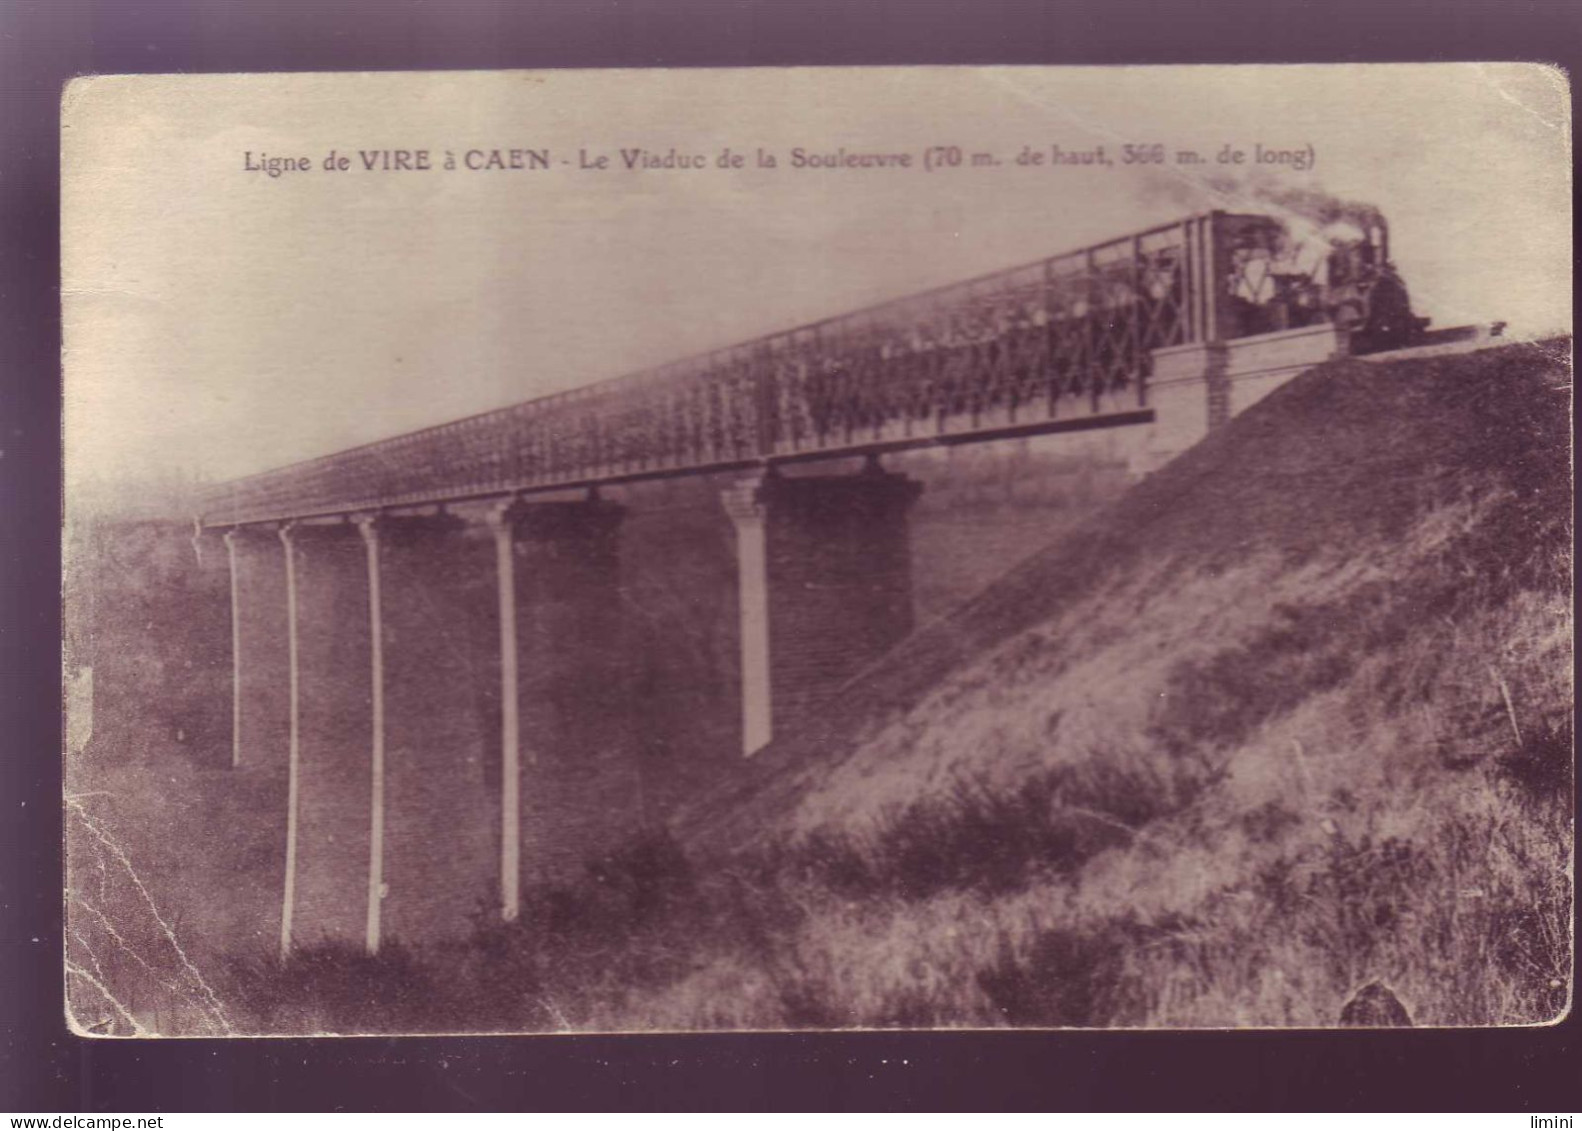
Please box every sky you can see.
[61,64,1571,504]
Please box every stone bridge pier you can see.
[223,526,291,772]
[282,522,374,953]
[494,498,640,895]
[723,463,922,755]
[221,496,642,956]
[372,514,496,950]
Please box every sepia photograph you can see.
[59,63,1572,1037]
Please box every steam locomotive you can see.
[1223,213,1428,353]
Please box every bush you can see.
[226,941,445,1034]
[977,923,1130,1027]
[784,750,1219,903]
[1495,718,1573,799]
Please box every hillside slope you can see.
[683,339,1572,851]
[628,338,1571,1029]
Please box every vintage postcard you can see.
[61,65,1572,1036]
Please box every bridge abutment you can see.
[1133,322,1350,475]
[724,465,922,755]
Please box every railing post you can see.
[754,347,775,459]
[486,500,522,922]
[277,521,301,960]
[1085,248,1099,410]
[357,515,386,955]
[1192,217,1205,345]
[1132,234,1145,406]
[1042,257,1058,417]
[1205,210,1225,343]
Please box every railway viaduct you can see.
[195,211,1354,957]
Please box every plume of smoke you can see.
[1136,168,1390,288]
[1206,170,1384,232]
[1137,168,1385,247]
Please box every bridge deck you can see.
[203,212,1261,526]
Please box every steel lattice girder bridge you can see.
[201,212,1293,527]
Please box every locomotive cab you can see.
[1223,213,1425,353]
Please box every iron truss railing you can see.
[203,211,1265,526]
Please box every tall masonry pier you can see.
[724,464,923,752]
[200,209,1414,949]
